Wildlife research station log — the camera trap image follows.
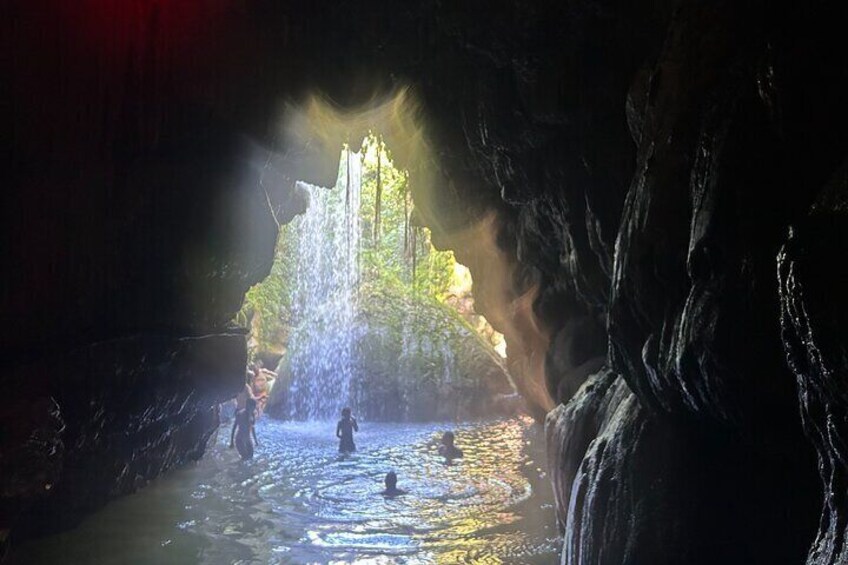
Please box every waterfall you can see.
[285,148,362,420]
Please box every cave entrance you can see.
[239,131,511,422]
[9,96,560,564]
[150,94,556,564]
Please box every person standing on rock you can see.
[250,371,270,417]
[336,407,358,453]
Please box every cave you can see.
[3,1,848,563]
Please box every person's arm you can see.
[230,419,238,447]
[352,418,358,432]
[336,421,342,438]
[251,424,259,446]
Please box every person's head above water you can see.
[385,471,398,490]
[441,431,455,447]
[342,407,351,418]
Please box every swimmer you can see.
[438,431,464,462]
[380,471,407,497]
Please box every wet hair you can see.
[385,471,397,490]
[342,407,351,417]
[442,431,455,445]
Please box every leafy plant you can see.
[237,133,461,355]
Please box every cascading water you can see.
[285,148,362,419]
[268,140,512,423]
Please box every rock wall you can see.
[4,0,848,562]
[779,162,848,565]
[2,1,311,547]
[2,334,246,537]
[401,1,847,562]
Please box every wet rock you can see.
[1,333,246,539]
[549,368,820,564]
[267,284,515,421]
[0,398,64,501]
[544,317,606,405]
[0,397,65,540]
[779,160,848,565]
[542,2,844,561]
[545,368,622,532]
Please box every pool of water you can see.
[12,416,560,564]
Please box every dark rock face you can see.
[409,1,845,562]
[3,0,310,542]
[4,0,848,561]
[1,334,247,537]
[549,368,820,564]
[779,163,848,565]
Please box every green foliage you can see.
[357,133,457,298]
[270,282,513,421]
[238,133,459,353]
[240,236,293,353]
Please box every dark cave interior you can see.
[3,1,848,563]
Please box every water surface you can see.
[13,417,559,564]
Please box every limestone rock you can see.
[267,285,515,421]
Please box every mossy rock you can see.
[266,283,515,421]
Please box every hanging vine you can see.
[373,134,383,244]
[239,133,460,351]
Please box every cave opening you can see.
[7,98,560,564]
[242,131,510,422]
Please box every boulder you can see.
[266,284,515,421]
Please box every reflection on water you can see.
[13,417,560,564]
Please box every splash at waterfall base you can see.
[267,283,516,421]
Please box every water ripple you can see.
[11,417,560,564]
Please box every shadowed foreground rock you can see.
[1,334,247,537]
[779,162,848,565]
[548,368,819,564]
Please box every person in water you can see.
[438,431,464,461]
[336,407,358,453]
[380,471,407,497]
[230,396,259,460]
